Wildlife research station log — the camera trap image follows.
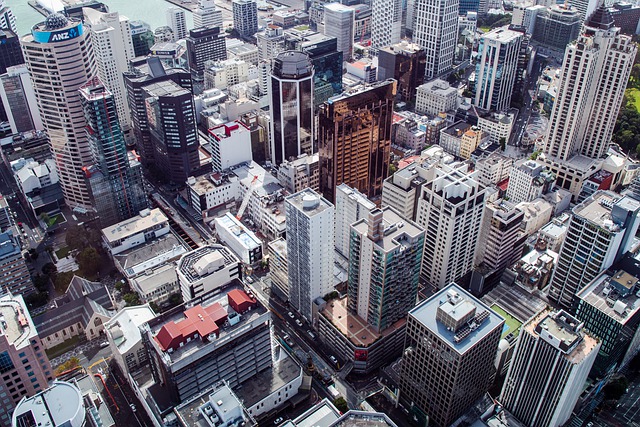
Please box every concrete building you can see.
[500,309,600,427]
[0,294,53,426]
[413,0,458,80]
[166,7,187,40]
[83,9,134,132]
[203,58,251,91]
[475,199,524,274]
[318,80,396,203]
[130,20,154,57]
[101,208,170,255]
[532,5,581,51]
[371,0,402,49]
[105,304,156,376]
[187,27,227,93]
[21,14,96,210]
[609,2,640,35]
[0,0,15,34]
[507,159,555,204]
[475,152,513,186]
[269,51,314,166]
[348,207,425,332]
[268,238,288,299]
[377,42,426,103]
[400,284,504,427]
[415,79,458,116]
[476,109,515,145]
[334,184,376,258]
[459,126,487,160]
[542,6,636,198]
[130,264,180,306]
[0,65,43,134]
[177,245,242,301]
[256,24,285,62]
[416,164,487,290]
[440,121,488,158]
[474,27,522,112]
[0,232,32,296]
[233,0,258,38]
[549,192,640,310]
[277,154,320,194]
[323,3,354,61]
[213,213,263,265]
[207,121,252,172]
[173,383,256,427]
[11,157,63,218]
[193,0,223,29]
[285,189,334,320]
[511,3,545,34]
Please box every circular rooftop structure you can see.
[12,380,84,427]
[272,51,313,79]
[44,13,69,30]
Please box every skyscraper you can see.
[130,20,154,57]
[474,199,524,274]
[186,27,227,93]
[474,27,522,112]
[21,14,96,209]
[415,164,486,290]
[285,189,334,321]
[500,309,600,427]
[572,0,600,20]
[323,3,354,62]
[232,0,258,38]
[83,9,135,132]
[371,0,402,49]
[0,0,16,33]
[166,7,187,41]
[334,183,376,258]
[349,207,425,332]
[318,80,396,203]
[193,0,223,29]
[547,191,640,310]
[542,6,636,197]
[413,0,459,80]
[269,51,314,166]
[0,30,24,124]
[0,293,53,427]
[80,78,148,227]
[400,284,504,427]
[377,42,426,103]
[0,65,43,133]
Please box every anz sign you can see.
[32,23,83,44]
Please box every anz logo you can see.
[48,27,79,42]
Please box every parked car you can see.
[288,312,294,319]
[295,319,303,327]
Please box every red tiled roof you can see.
[497,178,509,192]
[155,302,228,351]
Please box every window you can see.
[0,353,13,374]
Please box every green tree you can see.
[333,397,348,413]
[24,291,48,309]
[499,137,506,151]
[54,271,75,294]
[39,212,50,224]
[149,301,160,313]
[28,248,38,261]
[123,292,141,306]
[32,274,50,292]
[632,64,640,85]
[65,225,87,250]
[77,247,100,276]
[42,262,57,277]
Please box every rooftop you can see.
[442,121,474,137]
[12,381,83,427]
[410,284,504,354]
[380,40,423,55]
[293,399,341,427]
[106,305,156,356]
[482,281,548,324]
[573,191,635,231]
[114,233,188,278]
[0,294,37,350]
[286,188,333,218]
[351,207,424,252]
[102,208,168,244]
[131,263,178,295]
[177,245,239,284]
[207,121,251,142]
[214,213,262,251]
[143,79,190,98]
[235,353,301,407]
[174,383,255,427]
[482,27,523,43]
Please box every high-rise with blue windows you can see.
[80,77,148,227]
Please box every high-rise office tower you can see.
[474,27,522,112]
[400,284,504,427]
[21,14,96,209]
[413,0,458,80]
[232,0,258,38]
[532,5,582,51]
[377,42,426,103]
[318,80,396,203]
[500,309,600,427]
[334,183,376,258]
[415,164,486,290]
[144,80,200,183]
[460,0,480,14]
[0,0,16,33]
[269,51,314,166]
[371,0,402,49]
[475,200,524,273]
[323,3,354,62]
[80,78,148,227]
[0,30,24,123]
[193,0,223,29]
[166,7,187,41]
[349,207,425,332]
[572,0,600,20]
[0,293,53,427]
[187,27,227,94]
[0,65,43,133]
[130,20,154,57]
[285,189,334,321]
[83,9,135,132]
[124,57,192,165]
[542,6,635,197]
[548,191,640,310]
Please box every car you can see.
[295,319,303,327]
[17,222,22,227]
[329,355,338,364]
[130,404,137,412]
[307,330,315,339]
[288,312,294,319]
[246,276,254,284]
[99,342,109,348]
[274,417,283,425]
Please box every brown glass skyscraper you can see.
[319,79,396,203]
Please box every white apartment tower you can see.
[166,7,187,40]
[256,24,285,62]
[83,9,134,132]
[416,164,486,290]
[474,27,522,112]
[285,189,335,321]
[21,14,96,209]
[371,0,402,49]
[548,191,640,309]
[501,309,600,427]
[413,0,459,80]
[193,0,223,29]
[323,3,354,62]
[335,183,376,258]
[506,159,554,204]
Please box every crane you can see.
[236,175,259,220]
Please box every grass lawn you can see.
[628,88,640,111]
[491,304,523,339]
[55,246,70,259]
[45,335,81,360]
[479,26,491,33]
[46,214,62,227]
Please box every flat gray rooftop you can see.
[351,207,424,252]
[235,355,301,407]
[286,189,333,217]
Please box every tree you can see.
[54,357,81,376]
[65,225,87,250]
[499,137,506,151]
[32,274,50,292]
[54,271,75,294]
[24,291,48,309]
[39,212,50,224]
[632,64,640,85]
[333,397,348,413]
[42,262,57,277]
[28,248,38,261]
[123,292,141,306]
[149,301,160,313]
[168,293,183,306]
[77,247,100,276]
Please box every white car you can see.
[295,319,303,327]
[288,312,294,319]
[100,342,109,348]
[274,417,283,425]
